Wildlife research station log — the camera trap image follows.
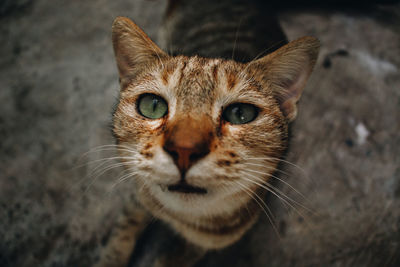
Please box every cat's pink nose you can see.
[163,120,212,178]
[163,144,210,176]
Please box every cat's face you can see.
[113,55,287,216]
[111,17,319,219]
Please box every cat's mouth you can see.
[167,182,207,194]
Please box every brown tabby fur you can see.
[96,16,319,267]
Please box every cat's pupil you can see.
[152,99,158,112]
[232,106,245,121]
[137,94,168,119]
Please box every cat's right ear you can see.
[112,17,167,84]
[247,37,320,122]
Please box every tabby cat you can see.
[96,0,319,266]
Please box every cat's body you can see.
[96,1,319,266]
[159,0,287,61]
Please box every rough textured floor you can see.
[0,1,399,266]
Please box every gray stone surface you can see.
[0,1,399,266]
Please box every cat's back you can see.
[159,0,287,62]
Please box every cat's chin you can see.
[139,182,261,250]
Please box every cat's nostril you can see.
[189,150,209,162]
[189,153,200,161]
[163,144,178,160]
[169,150,179,161]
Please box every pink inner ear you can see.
[279,66,310,121]
[246,36,320,121]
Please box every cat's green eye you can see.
[138,94,168,119]
[222,103,258,124]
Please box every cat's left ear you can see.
[247,37,320,122]
[112,17,168,84]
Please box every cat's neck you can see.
[159,0,287,62]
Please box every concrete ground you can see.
[0,1,399,266]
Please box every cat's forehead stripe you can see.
[177,60,188,87]
[173,57,233,94]
[161,59,178,85]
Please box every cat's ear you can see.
[112,17,168,82]
[247,37,320,122]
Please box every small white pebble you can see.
[355,122,369,145]
[355,51,397,76]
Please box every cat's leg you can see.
[95,204,150,267]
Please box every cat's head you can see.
[111,17,319,218]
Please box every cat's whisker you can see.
[75,142,141,194]
[74,145,139,171]
[104,173,136,198]
[85,160,121,182]
[80,143,138,158]
[231,17,243,60]
[89,145,140,156]
[242,162,291,177]
[240,173,293,210]
[243,183,278,225]
[243,167,310,204]
[265,180,315,216]
[233,180,280,238]
[90,161,131,180]
[247,157,304,172]
[240,154,317,197]
[68,164,128,207]
[82,159,139,194]
[109,171,140,191]
[264,181,318,225]
[88,143,137,150]
[75,155,139,170]
[83,147,138,157]
[79,144,119,157]
[90,157,141,177]
[241,170,312,211]
[240,171,315,221]
[104,169,152,198]
[244,156,309,178]
[68,160,125,194]
[78,157,139,186]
